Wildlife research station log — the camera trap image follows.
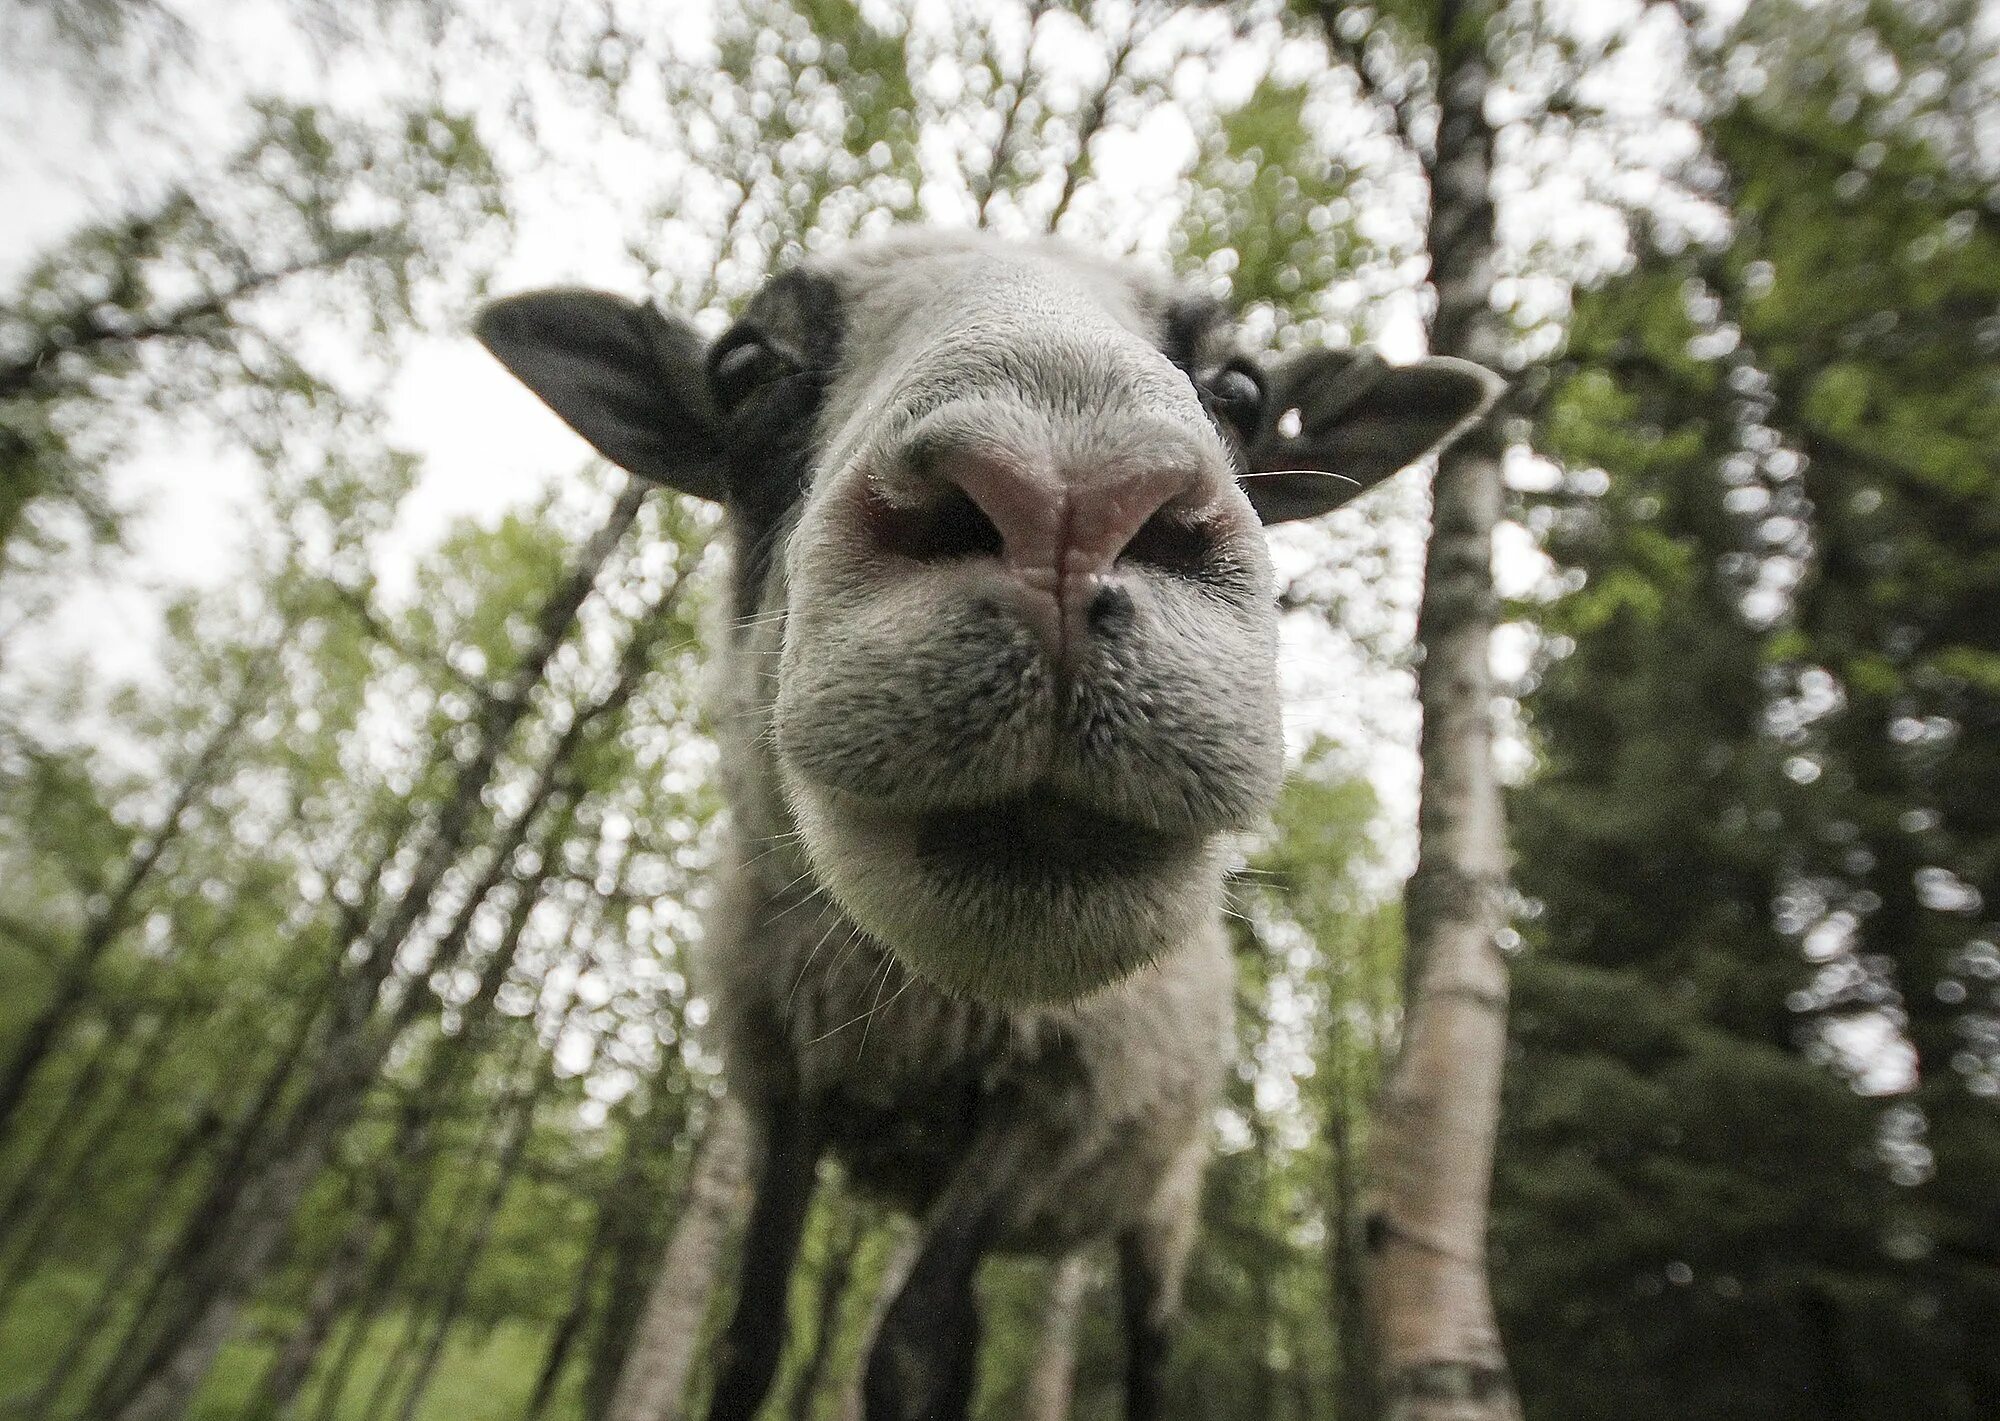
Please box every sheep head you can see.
[477,231,1497,1007]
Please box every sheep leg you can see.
[702,1099,823,1421]
[861,1121,1033,1421]
[1118,1216,1189,1421]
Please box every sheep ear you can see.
[476,289,728,501]
[1239,350,1503,524]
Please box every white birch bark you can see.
[1354,2,1522,1417]
[606,1099,755,1421]
[1021,1252,1092,1421]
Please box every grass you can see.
[0,1266,575,1421]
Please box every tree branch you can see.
[1314,1,1422,155]
[971,0,1054,228]
[1045,7,1152,233]
[0,230,385,402]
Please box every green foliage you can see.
[1499,5,2000,1418]
[1182,77,1364,324]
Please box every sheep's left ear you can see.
[475,289,729,502]
[1237,349,1504,524]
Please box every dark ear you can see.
[475,289,728,501]
[1239,349,1503,524]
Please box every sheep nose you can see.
[875,448,1222,664]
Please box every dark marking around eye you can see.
[721,270,848,634]
[1198,361,1266,442]
[710,333,799,414]
[1161,295,1228,374]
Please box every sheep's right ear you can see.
[1238,350,1503,524]
[475,289,728,501]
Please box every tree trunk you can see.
[0,674,262,1136]
[387,1055,549,1421]
[605,1099,754,1421]
[102,843,556,1421]
[255,836,597,1421]
[1326,1047,1377,1421]
[1360,2,1521,1417]
[80,961,346,1419]
[578,1075,692,1421]
[783,1211,863,1421]
[354,1025,540,1421]
[301,1286,388,1421]
[833,1230,918,1421]
[0,1009,124,1238]
[247,1204,382,1420]
[98,488,657,1421]
[11,1084,224,1417]
[1021,1253,1091,1421]
[520,1220,610,1421]
[1249,1106,1283,1421]
[0,1014,175,1313]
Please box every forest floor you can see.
[0,1266,564,1421]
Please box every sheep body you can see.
[702,842,1230,1254]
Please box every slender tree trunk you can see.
[102,850,551,1421]
[1021,1253,1091,1421]
[782,1212,864,1421]
[578,1073,692,1421]
[1326,1048,1377,1421]
[356,1028,537,1421]
[0,1009,125,1236]
[0,1015,177,1313]
[525,1027,684,1421]
[99,488,656,1421]
[520,1218,610,1421]
[387,1059,549,1421]
[10,1086,224,1417]
[63,819,388,1418]
[833,1229,918,1421]
[1360,2,1521,1417]
[0,677,262,1136]
[254,829,594,1421]
[605,1099,754,1421]
[81,961,346,1419]
[301,1285,388,1421]
[247,1207,381,1420]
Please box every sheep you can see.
[475,229,1497,1421]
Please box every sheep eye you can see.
[711,334,796,414]
[1200,363,1265,437]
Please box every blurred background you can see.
[0,0,1995,1418]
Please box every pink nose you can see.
[926,450,1214,664]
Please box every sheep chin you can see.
[784,779,1225,1007]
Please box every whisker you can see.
[857,963,914,1060]
[823,927,867,989]
[807,951,899,1046]
[768,886,828,924]
[740,836,803,872]
[787,908,845,1012]
[1240,468,1362,487]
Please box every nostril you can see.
[870,487,1006,564]
[1116,508,1216,580]
[1087,581,1135,632]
